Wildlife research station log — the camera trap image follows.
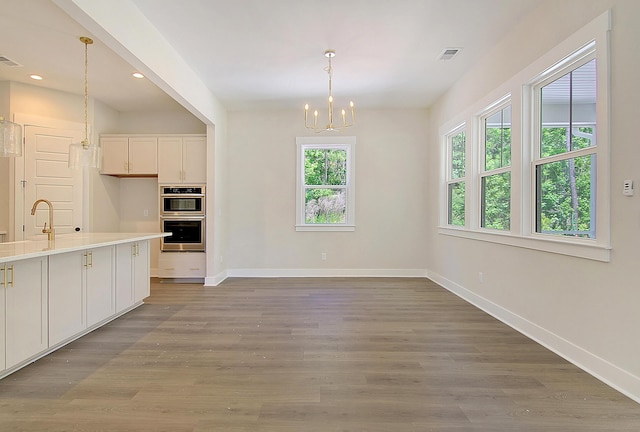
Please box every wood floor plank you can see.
[0,277,639,431]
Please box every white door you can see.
[24,126,83,239]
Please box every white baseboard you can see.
[426,269,640,405]
[220,268,428,279]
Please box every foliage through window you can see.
[304,148,347,224]
[296,137,355,231]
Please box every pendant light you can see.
[68,36,101,169]
[0,116,22,157]
[304,50,355,132]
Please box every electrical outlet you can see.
[321,253,327,261]
[623,179,634,196]
[479,272,484,283]
[143,209,149,217]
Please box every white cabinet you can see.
[2,257,48,369]
[49,246,114,346]
[158,136,206,184]
[85,247,115,327]
[101,136,158,176]
[116,240,149,313]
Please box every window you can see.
[438,11,610,261]
[296,136,355,231]
[481,103,512,230]
[534,57,596,238]
[446,127,466,226]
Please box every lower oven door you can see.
[161,217,205,252]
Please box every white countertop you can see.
[0,232,169,264]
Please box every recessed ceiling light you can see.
[132,72,144,79]
[30,74,43,80]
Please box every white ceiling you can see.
[0,0,540,114]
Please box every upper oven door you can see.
[161,195,204,216]
[160,185,206,216]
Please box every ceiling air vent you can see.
[439,48,462,61]
[0,55,22,67]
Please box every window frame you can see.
[530,50,597,240]
[479,96,512,232]
[444,124,467,228]
[295,136,356,232]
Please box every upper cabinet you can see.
[100,136,158,176]
[158,136,206,184]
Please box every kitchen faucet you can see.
[30,199,55,241]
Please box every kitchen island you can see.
[0,232,168,379]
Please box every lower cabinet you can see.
[49,246,114,346]
[115,240,149,313]
[86,247,115,327]
[2,257,48,369]
[158,251,206,278]
[0,238,152,379]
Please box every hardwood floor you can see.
[1,277,639,431]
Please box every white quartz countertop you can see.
[0,232,169,264]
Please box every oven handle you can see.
[161,216,206,221]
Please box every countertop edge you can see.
[0,233,170,263]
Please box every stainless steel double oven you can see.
[160,186,205,252]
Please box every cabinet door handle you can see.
[85,251,93,268]
[0,265,5,287]
[6,265,14,287]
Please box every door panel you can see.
[24,126,83,239]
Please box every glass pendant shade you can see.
[0,116,23,157]
[68,140,101,170]
[68,36,101,170]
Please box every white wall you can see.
[225,108,429,275]
[112,110,206,134]
[427,0,640,401]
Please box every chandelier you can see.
[68,36,101,169]
[304,50,355,132]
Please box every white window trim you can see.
[438,10,611,262]
[443,123,467,228]
[295,136,356,232]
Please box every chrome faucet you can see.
[30,199,55,241]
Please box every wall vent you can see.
[439,48,462,61]
[0,55,22,67]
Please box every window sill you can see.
[296,225,356,232]
[437,226,611,262]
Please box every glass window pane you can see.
[482,172,511,230]
[485,106,511,171]
[448,182,465,226]
[305,188,346,224]
[450,131,465,179]
[540,59,596,157]
[536,155,595,238]
[304,149,347,186]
